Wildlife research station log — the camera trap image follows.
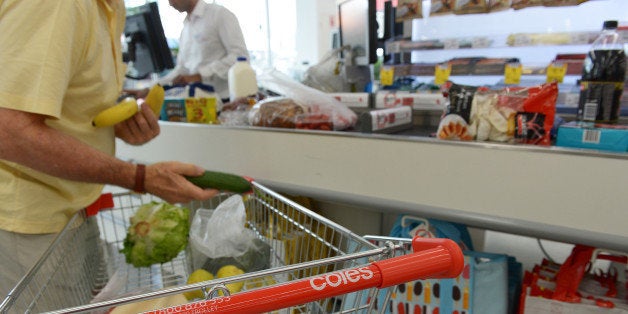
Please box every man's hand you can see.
[144,162,219,204]
[115,103,160,145]
[172,74,202,85]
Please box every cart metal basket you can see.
[1,182,462,314]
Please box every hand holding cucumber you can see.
[137,164,251,205]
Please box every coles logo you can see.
[310,267,374,291]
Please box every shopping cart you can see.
[1,181,463,314]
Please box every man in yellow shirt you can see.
[0,0,218,302]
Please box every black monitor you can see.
[338,0,377,65]
[124,2,174,79]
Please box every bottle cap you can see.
[603,20,618,30]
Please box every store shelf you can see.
[385,31,599,54]
[116,122,628,252]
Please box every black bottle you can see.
[577,20,626,123]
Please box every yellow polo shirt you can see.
[0,0,126,234]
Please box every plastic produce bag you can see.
[301,45,351,93]
[251,69,358,130]
[189,195,270,272]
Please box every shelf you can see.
[385,31,598,54]
[116,123,628,252]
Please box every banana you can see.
[144,84,165,115]
[92,97,140,127]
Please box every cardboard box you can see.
[556,122,628,153]
[374,91,447,110]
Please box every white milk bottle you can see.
[228,57,258,102]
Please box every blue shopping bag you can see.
[377,215,520,314]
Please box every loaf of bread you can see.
[248,97,306,128]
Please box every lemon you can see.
[216,265,245,294]
[184,269,214,300]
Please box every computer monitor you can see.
[124,2,174,79]
[338,0,378,66]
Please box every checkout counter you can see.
[115,118,628,253]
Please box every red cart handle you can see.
[145,237,464,314]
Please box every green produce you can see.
[186,170,252,193]
[121,202,190,267]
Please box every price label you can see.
[434,63,451,85]
[546,62,567,83]
[380,66,395,86]
[504,63,522,85]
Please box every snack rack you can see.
[0,182,463,314]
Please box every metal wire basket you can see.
[1,181,463,314]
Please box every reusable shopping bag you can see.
[380,214,520,314]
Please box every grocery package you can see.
[454,0,489,15]
[396,0,422,21]
[542,0,588,6]
[160,83,222,124]
[520,245,628,313]
[556,122,628,153]
[430,0,454,16]
[511,0,544,9]
[251,69,358,130]
[577,21,626,124]
[488,0,512,12]
[437,82,558,145]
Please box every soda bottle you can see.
[577,20,626,123]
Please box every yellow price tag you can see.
[546,62,567,83]
[504,63,522,85]
[434,63,451,85]
[380,66,395,86]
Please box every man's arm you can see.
[0,107,217,204]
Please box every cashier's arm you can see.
[0,106,218,204]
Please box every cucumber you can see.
[186,170,252,193]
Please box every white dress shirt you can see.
[159,2,249,99]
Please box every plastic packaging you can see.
[250,69,358,130]
[228,56,258,102]
[577,20,626,123]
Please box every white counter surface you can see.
[116,122,628,252]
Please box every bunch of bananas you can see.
[92,84,165,127]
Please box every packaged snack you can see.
[438,82,558,145]
[437,83,481,141]
[488,0,512,12]
[499,82,559,145]
[542,0,587,6]
[396,0,422,21]
[511,0,544,9]
[454,0,489,14]
[430,0,455,16]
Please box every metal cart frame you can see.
[1,182,462,314]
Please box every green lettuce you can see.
[121,202,190,267]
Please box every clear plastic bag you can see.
[189,195,256,259]
[251,69,358,130]
[301,45,351,93]
[189,195,270,273]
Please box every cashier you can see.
[157,0,249,101]
[0,0,218,299]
